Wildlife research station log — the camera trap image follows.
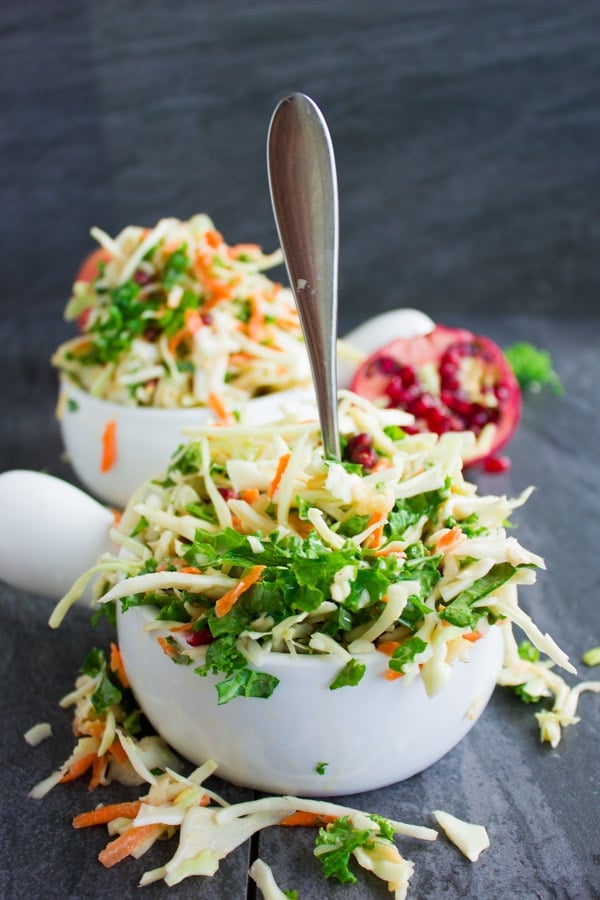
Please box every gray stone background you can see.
[1,2,599,898]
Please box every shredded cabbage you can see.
[52,214,311,412]
[50,390,572,701]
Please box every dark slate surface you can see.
[1,2,599,898]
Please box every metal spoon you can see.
[267,92,340,460]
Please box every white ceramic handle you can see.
[0,470,114,601]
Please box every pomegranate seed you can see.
[483,455,511,473]
[410,392,436,418]
[425,407,452,433]
[133,269,153,286]
[201,313,213,325]
[369,355,400,376]
[397,365,417,387]
[344,434,378,470]
[218,487,239,501]
[186,628,213,647]
[468,405,493,431]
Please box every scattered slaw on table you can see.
[51,214,311,418]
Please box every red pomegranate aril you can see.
[133,269,153,286]
[483,455,511,473]
[397,365,417,387]
[218,487,239,501]
[186,628,213,647]
[369,355,400,376]
[344,433,378,470]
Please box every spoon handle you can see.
[268,93,340,460]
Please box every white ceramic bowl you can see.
[58,380,315,508]
[57,309,435,508]
[117,603,503,796]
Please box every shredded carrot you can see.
[374,546,406,558]
[60,752,97,783]
[371,457,393,473]
[268,453,291,499]
[100,420,117,473]
[73,801,143,829]
[178,566,202,574]
[167,328,189,356]
[88,754,107,791]
[247,292,264,342]
[157,635,178,658]
[227,242,261,259]
[169,622,194,634]
[98,823,164,868]
[462,630,482,643]
[364,512,387,550]
[215,565,265,618]
[435,525,463,552]
[240,488,260,504]
[109,642,130,689]
[208,391,235,425]
[384,668,404,681]
[108,739,128,765]
[280,811,338,827]
[377,641,400,657]
[205,229,223,248]
[111,507,122,525]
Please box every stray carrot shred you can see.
[178,566,202,574]
[60,752,97,783]
[100,420,117,473]
[98,823,164,868]
[240,488,260,504]
[108,739,128,766]
[88,754,106,792]
[215,565,265,618]
[280,811,338,827]
[73,801,143,829]
[376,641,400,657]
[268,453,291,499]
[109,642,130,689]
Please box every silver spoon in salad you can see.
[267,92,341,461]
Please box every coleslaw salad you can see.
[51,390,574,702]
[52,215,311,417]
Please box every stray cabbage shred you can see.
[51,214,311,413]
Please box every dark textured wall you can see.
[2,1,599,334]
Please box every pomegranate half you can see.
[350,324,522,467]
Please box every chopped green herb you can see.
[314,815,395,884]
[518,640,540,663]
[66,398,79,412]
[315,761,329,775]
[582,645,600,667]
[504,342,563,394]
[388,636,427,674]
[329,658,366,690]
[130,515,149,538]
